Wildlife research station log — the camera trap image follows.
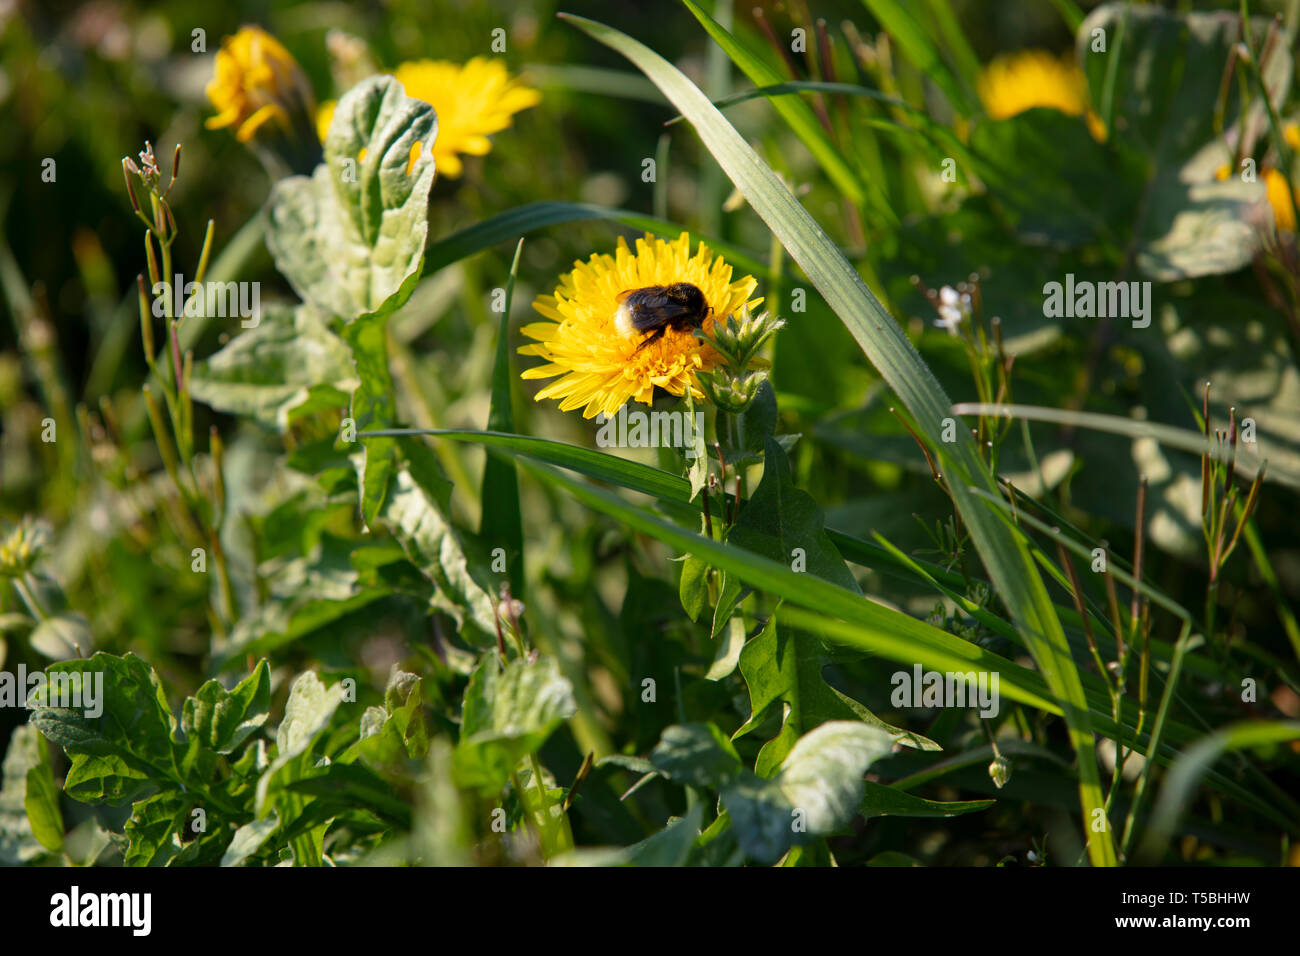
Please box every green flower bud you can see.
[988,755,1012,789]
[0,517,51,578]
[695,308,786,373]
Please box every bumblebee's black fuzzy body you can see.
[614,282,711,350]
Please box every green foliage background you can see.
[1,0,1299,867]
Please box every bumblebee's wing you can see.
[632,302,699,331]
[623,295,700,331]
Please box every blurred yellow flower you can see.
[205,26,315,144]
[315,57,539,179]
[315,99,336,145]
[1285,122,1300,153]
[1265,168,1296,232]
[520,234,761,419]
[979,50,1105,140]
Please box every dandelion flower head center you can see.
[520,233,762,419]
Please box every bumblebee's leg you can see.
[633,325,668,352]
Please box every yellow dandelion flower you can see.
[520,233,762,420]
[315,99,336,145]
[317,57,539,179]
[1265,168,1296,232]
[979,49,1105,140]
[1285,122,1300,153]
[395,57,539,178]
[205,25,315,143]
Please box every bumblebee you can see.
[613,282,711,350]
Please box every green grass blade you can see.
[666,79,975,165]
[680,0,895,224]
[923,0,984,105]
[524,63,663,103]
[359,427,966,590]
[1048,0,1086,32]
[381,426,1283,826]
[559,9,1116,865]
[421,200,769,279]
[516,457,1061,712]
[370,425,1286,822]
[952,402,1287,488]
[480,240,525,597]
[859,0,977,115]
[1137,721,1300,862]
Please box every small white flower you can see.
[933,285,971,335]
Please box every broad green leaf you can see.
[969,108,1142,246]
[189,304,356,431]
[379,465,498,642]
[255,671,346,815]
[215,539,389,668]
[721,721,895,863]
[1077,4,1293,280]
[343,312,398,528]
[29,653,179,805]
[453,655,577,791]
[650,723,744,788]
[678,554,711,622]
[275,672,343,762]
[562,11,1115,865]
[62,753,154,805]
[728,437,860,594]
[222,811,280,867]
[859,780,993,819]
[705,615,747,682]
[123,792,192,867]
[0,725,44,864]
[181,660,272,756]
[413,739,474,866]
[552,804,705,867]
[736,615,938,777]
[385,669,429,756]
[619,803,704,866]
[23,761,63,852]
[29,612,91,660]
[266,76,436,322]
[284,762,413,828]
[1136,140,1268,280]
